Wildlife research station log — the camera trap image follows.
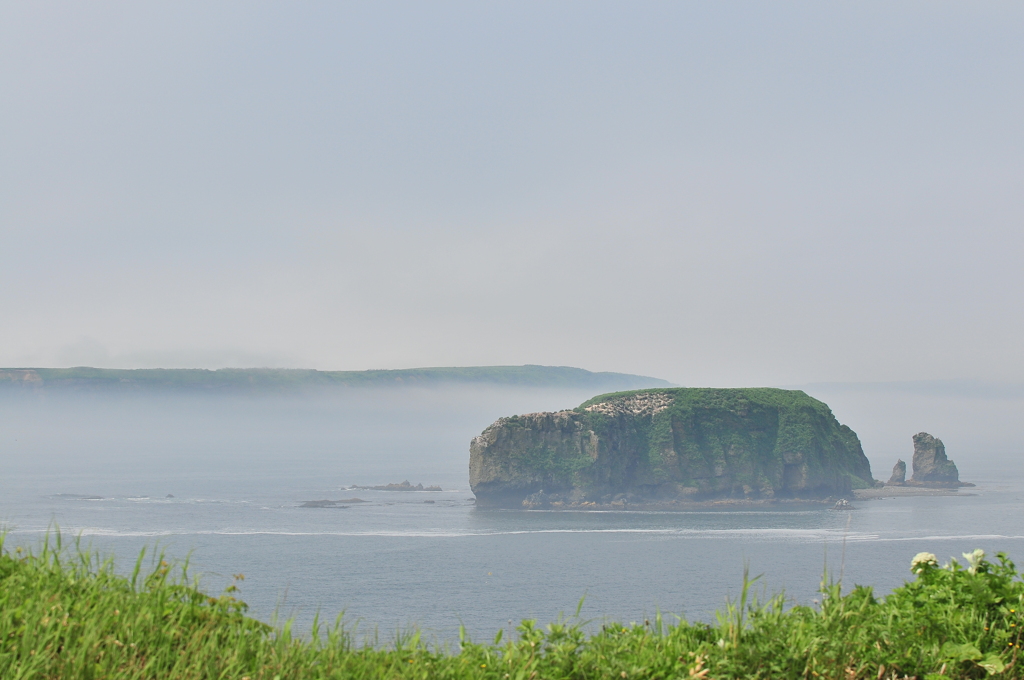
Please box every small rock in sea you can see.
[911,433,961,485]
[886,459,907,486]
[166,494,175,498]
[423,500,435,504]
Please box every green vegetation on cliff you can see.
[0,366,671,392]
[470,388,874,506]
[3,535,1023,679]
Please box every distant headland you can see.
[0,365,672,393]
[469,387,875,508]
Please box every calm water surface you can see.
[2,390,1023,641]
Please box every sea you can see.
[2,385,1023,643]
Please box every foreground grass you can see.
[2,535,1023,679]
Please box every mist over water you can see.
[791,382,1024,482]
[0,386,604,492]
[2,384,1024,640]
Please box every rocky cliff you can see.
[887,459,907,486]
[910,432,960,485]
[469,388,874,508]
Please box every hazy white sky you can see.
[2,2,1022,386]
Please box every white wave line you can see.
[5,527,888,540]
[872,534,1024,542]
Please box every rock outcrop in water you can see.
[469,388,874,508]
[350,481,443,491]
[887,459,907,486]
[910,432,960,486]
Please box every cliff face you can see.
[887,459,907,486]
[469,388,874,508]
[911,432,960,485]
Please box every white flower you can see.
[963,549,985,575]
[911,552,938,574]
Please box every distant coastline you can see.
[0,365,672,393]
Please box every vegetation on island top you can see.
[588,387,875,488]
[576,387,831,411]
[0,366,671,392]
[3,533,1023,679]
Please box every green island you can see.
[0,366,671,392]
[470,388,875,508]
[2,535,1022,679]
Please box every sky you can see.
[2,2,1023,387]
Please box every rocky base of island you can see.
[854,486,975,499]
[496,491,856,511]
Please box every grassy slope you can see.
[0,366,671,391]
[2,535,1023,679]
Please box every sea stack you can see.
[469,388,875,508]
[910,432,960,486]
[886,459,907,486]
